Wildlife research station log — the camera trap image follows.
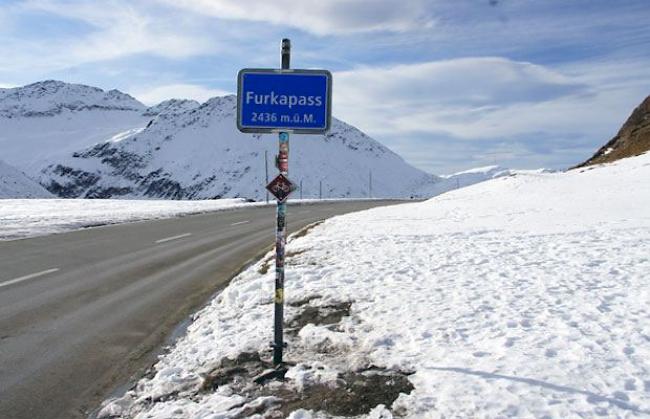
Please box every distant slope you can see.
[0,160,53,198]
[575,95,650,168]
[413,165,552,198]
[39,95,437,200]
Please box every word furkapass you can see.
[245,91,323,109]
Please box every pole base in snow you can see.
[253,364,288,385]
[271,340,288,366]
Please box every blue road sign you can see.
[237,69,332,134]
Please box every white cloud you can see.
[0,0,213,73]
[41,0,211,58]
[336,57,584,107]
[333,57,646,142]
[133,84,231,105]
[156,0,435,35]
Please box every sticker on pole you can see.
[237,69,332,134]
[266,174,297,202]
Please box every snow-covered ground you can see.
[0,199,262,240]
[0,197,400,240]
[100,153,650,418]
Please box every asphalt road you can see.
[0,200,405,419]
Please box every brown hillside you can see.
[574,95,650,168]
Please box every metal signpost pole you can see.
[272,38,291,367]
[265,150,269,203]
[237,39,331,379]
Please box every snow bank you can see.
[0,199,262,240]
[100,153,650,418]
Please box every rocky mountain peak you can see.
[575,94,650,168]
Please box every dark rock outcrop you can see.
[575,95,650,168]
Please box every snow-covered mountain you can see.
[0,80,144,117]
[0,160,53,198]
[1,80,520,201]
[39,95,437,199]
[0,81,150,174]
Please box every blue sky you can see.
[1,0,649,174]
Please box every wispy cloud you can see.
[156,0,435,35]
[334,56,649,172]
[334,57,591,138]
[0,0,213,74]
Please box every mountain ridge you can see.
[0,80,522,201]
[0,80,145,118]
[39,95,437,200]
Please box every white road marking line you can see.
[0,268,60,289]
[230,220,250,226]
[154,233,192,244]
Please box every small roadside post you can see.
[237,39,332,377]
